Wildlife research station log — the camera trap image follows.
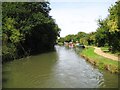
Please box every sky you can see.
[49,0,117,37]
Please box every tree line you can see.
[58,1,120,53]
[2,2,60,62]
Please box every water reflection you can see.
[3,51,58,88]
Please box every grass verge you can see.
[101,47,120,56]
[80,47,120,74]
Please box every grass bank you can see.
[101,47,120,57]
[80,47,120,74]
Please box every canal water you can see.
[2,46,118,88]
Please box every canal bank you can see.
[80,47,119,74]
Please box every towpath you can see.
[94,47,119,61]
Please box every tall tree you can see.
[95,1,120,52]
[2,2,60,62]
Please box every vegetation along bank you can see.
[2,2,60,62]
[80,47,120,74]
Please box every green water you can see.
[2,46,118,88]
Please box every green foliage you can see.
[108,2,119,32]
[64,34,75,42]
[79,37,88,45]
[95,19,109,46]
[3,18,22,44]
[95,1,120,52]
[57,37,65,43]
[2,2,60,62]
[60,32,88,44]
[61,31,96,46]
[86,32,96,45]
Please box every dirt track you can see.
[94,47,119,61]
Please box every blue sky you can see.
[49,0,117,37]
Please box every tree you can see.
[87,32,96,45]
[95,19,109,46]
[95,1,120,52]
[64,34,75,42]
[2,2,60,62]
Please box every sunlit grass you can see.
[101,47,109,52]
[101,47,120,56]
[81,47,119,74]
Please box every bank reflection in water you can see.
[2,45,118,88]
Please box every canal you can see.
[2,45,118,88]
